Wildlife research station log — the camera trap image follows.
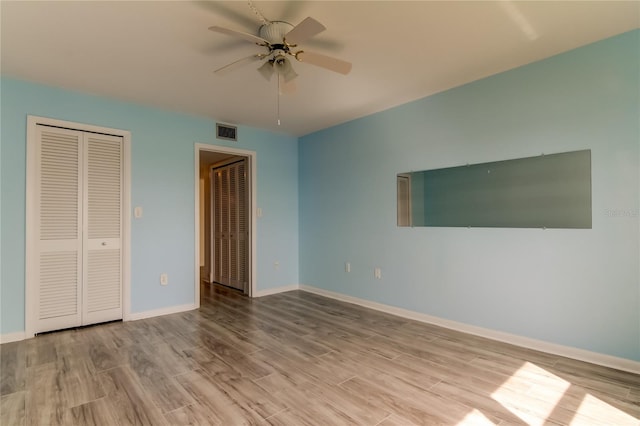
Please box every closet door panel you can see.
[236,162,247,289]
[213,168,223,284]
[35,126,83,333]
[83,134,123,324]
[211,161,247,292]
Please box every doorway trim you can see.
[25,115,132,338]
[194,143,257,303]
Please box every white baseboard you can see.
[2,304,197,343]
[0,331,26,344]
[253,284,300,298]
[127,303,197,321]
[299,284,640,374]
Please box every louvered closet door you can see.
[230,161,247,290]
[83,133,123,324]
[33,125,123,334]
[34,126,84,333]
[213,168,223,286]
[212,161,247,291]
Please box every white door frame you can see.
[194,143,257,302]
[25,115,132,337]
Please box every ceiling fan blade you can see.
[196,2,258,30]
[214,54,263,75]
[209,26,268,45]
[295,51,352,75]
[280,1,307,23]
[284,17,326,45]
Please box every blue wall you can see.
[1,79,299,333]
[299,30,640,361]
[2,30,639,363]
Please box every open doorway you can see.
[195,144,256,303]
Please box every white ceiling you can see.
[2,1,638,137]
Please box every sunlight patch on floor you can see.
[491,362,571,425]
[490,361,639,425]
[456,408,497,425]
[572,393,638,425]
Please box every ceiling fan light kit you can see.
[257,60,275,81]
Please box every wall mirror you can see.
[397,150,591,229]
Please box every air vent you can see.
[216,123,237,141]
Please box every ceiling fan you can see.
[209,7,352,89]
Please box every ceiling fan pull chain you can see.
[277,76,281,126]
[247,1,270,25]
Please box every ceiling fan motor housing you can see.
[259,21,294,45]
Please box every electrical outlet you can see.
[274,261,280,271]
[374,267,382,279]
[345,262,351,273]
[160,273,168,286]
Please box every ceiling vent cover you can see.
[216,123,237,141]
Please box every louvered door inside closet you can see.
[212,160,248,292]
[33,125,123,333]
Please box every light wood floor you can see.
[2,284,639,425]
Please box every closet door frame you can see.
[25,115,132,338]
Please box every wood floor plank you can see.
[65,398,118,426]
[163,403,226,425]
[174,368,272,424]
[249,346,356,387]
[552,356,640,388]
[2,284,638,426]
[24,336,57,368]
[295,378,391,424]
[192,317,265,354]
[255,368,390,425]
[1,391,25,426]
[318,333,405,361]
[266,297,376,339]
[127,346,195,413]
[259,375,374,426]
[375,413,420,426]
[263,409,314,426]
[339,375,453,425]
[23,354,105,425]
[99,366,168,425]
[24,365,66,426]
[1,342,26,395]
[319,348,442,391]
[431,379,531,425]
[142,337,199,377]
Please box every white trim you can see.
[122,129,132,321]
[254,284,300,297]
[0,332,27,344]
[299,285,640,374]
[25,116,132,336]
[25,117,38,338]
[128,303,197,321]
[194,143,257,301]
